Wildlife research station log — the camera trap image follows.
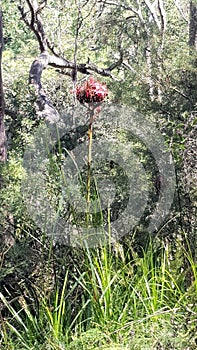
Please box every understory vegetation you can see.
[0,1,196,349]
[0,237,196,349]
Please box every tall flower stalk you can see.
[74,77,108,225]
[86,109,94,223]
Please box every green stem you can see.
[86,121,93,225]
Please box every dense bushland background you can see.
[0,1,196,349]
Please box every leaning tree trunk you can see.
[0,10,6,163]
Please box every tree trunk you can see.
[189,1,197,49]
[180,1,197,260]
[0,11,7,162]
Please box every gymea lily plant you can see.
[74,76,108,225]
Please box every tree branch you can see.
[158,0,167,33]
[18,0,47,52]
[19,0,123,122]
[48,54,119,77]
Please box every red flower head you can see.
[74,77,108,104]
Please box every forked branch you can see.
[19,0,123,121]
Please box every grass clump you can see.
[0,236,196,349]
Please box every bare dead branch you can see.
[19,0,123,122]
[48,55,114,77]
[18,0,47,52]
[20,0,123,77]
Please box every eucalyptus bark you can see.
[0,11,6,162]
[189,1,197,49]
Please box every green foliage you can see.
[2,0,37,56]
[0,1,196,349]
[0,239,196,349]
